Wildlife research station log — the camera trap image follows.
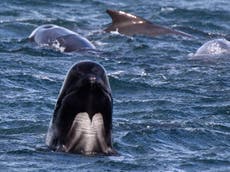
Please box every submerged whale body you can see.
[46,61,116,155]
[29,24,95,52]
[105,9,192,38]
[194,38,230,56]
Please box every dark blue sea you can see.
[0,0,230,171]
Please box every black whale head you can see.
[46,61,116,155]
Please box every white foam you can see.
[110,28,120,35]
[52,40,66,52]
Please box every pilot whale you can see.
[46,61,116,155]
[194,38,230,56]
[29,24,95,52]
[105,9,192,38]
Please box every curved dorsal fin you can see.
[105,9,193,38]
[106,9,148,24]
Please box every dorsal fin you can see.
[105,9,193,38]
[106,9,148,24]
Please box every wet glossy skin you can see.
[105,9,192,38]
[46,61,116,155]
[29,24,95,52]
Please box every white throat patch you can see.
[66,112,105,153]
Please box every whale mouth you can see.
[89,76,97,84]
[71,76,111,98]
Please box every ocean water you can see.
[0,0,230,171]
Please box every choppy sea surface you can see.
[0,0,230,171]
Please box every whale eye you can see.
[73,66,84,77]
[92,66,102,74]
[76,70,84,76]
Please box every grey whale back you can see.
[29,24,95,52]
